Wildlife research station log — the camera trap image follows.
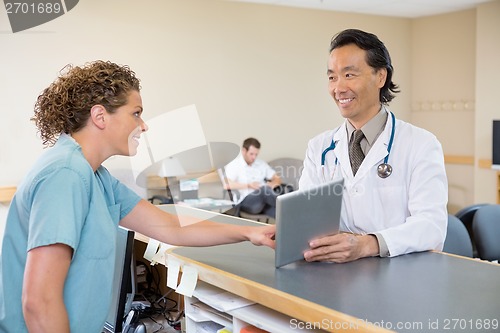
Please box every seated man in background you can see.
[224,138,281,218]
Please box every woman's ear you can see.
[89,105,107,130]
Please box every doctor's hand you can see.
[303,233,379,263]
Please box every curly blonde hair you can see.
[32,60,141,147]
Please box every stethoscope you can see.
[321,111,396,179]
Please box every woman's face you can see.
[106,90,148,157]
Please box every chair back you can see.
[268,158,303,191]
[443,214,473,257]
[455,203,489,257]
[217,167,238,204]
[472,204,500,261]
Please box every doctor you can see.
[299,29,448,263]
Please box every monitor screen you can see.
[103,227,136,333]
[180,179,199,200]
[493,120,500,170]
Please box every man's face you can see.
[242,145,259,165]
[327,43,387,128]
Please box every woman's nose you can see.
[141,121,149,132]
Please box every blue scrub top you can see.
[0,134,141,333]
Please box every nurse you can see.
[0,61,275,333]
[299,29,448,263]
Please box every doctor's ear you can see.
[376,68,388,88]
[90,105,107,130]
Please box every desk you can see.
[0,186,16,203]
[164,208,500,333]
[177,198,234,213]
[135,205,263,332]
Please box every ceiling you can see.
[228,0,495,18]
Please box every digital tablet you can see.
[275,179,343,268]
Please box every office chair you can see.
[443,214,473,258]
[472,204,500,261]
[454,203,489,257]
[268,157,304,191]
[217,168,271,223]
[148,195,173,205]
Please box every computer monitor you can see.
[493,120,500,170]
[179,178,199,200]
[103,227,136,333]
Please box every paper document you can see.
[195,321,224,333]
[192,301,233,324]
[197,291,256,312]
[166,257,181,289]
[151,242,176,265]
[175,265,198,297]
[143,238,160,262]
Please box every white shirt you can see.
[225,153,276,202]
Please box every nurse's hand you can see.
[303,233,379,263]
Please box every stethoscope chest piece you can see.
[377,163,392,178]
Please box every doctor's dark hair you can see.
[329,29,400,104]
[32,60,141,147]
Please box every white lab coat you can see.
[299,108,448,257]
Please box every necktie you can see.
[349,129,365,176]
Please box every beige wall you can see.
[1,0,498,211]
[410,10,477,213]
[475,0,500,203]
[0,0,410,186]
[410,1,500,211]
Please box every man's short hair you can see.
[242,137,261,150]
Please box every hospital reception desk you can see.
[159,206,500,332]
